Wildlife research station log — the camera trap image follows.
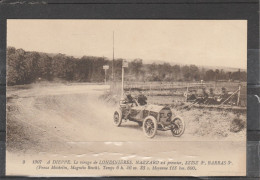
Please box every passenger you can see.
[195,88,208,104]
[220,87,229,103]
[137,91,147,106]
[187,90,197,101]
[221,87,228,97]
[205,88,217,104]
[202,88,209,99]
[209,88,214,97]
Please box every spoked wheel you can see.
[113,109,122,127]
[143,116,157,138]
[171,117,185,137]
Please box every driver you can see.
[125,92,134,104]
[124,91,135,106]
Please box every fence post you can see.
[149,84,151,96]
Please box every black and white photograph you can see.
[6,20,247,176]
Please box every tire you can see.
[113,109,122,127]
[171,116,185,137]
[143,116,158,138]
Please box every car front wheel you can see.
[143,116,158,138]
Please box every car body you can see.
[113,98,185,138]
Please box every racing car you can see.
[113,97,185,138]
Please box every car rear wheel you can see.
[113,109,122,127]
[143,116,157,138]
[171,117,185,137]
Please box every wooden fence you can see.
[110,81,247,106]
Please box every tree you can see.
[129,59,143,81]
[159,63,172,81]
[172,65,181,81]
[38,53,52,80]
[200,67,206,80]
[231,69,246,81]
[189,65,200,81]
[181,65,190,81]
[204,69,215,81]
[51,54,76,81]
[90,57,106,82]
[215,69,220,81]
[24,51,40,83]
[147,63,159,81]
[7,48,27,85]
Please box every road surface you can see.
[6,83,246,176]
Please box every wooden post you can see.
[149,84,151,96]
[186,84,189,102]
[237,85,241,106]
[104,69,107,84]
[121,66,124,98]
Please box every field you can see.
[6,82,246,176]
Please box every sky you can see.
[7,20,247,69]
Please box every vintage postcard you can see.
[6,20,247,176]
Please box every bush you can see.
[230,118,245,132]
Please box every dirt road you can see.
[6,83,246,176]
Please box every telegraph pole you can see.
[112,31,114,81]
[121,60,128,98]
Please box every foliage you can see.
[6,47,247,85]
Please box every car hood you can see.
[144,104,168,112]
